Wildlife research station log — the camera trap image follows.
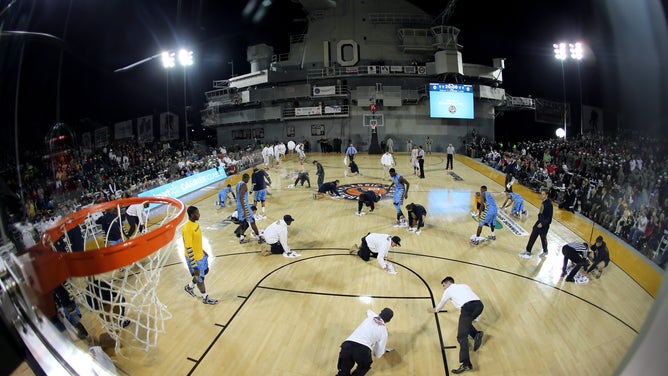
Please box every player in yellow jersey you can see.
[183,206,219,305]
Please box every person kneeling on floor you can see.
[357,190,380,216]
[260,215,300,258]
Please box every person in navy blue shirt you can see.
[519,188,553,259]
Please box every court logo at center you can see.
[336,183,394,200]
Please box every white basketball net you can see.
[55,200,182,356]
[370,119,377,131]
[65,245,174,355]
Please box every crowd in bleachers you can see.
[2,140,262,249]
[468,133,668,267]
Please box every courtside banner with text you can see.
[139,167,227,199]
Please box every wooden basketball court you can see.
[74,152,653,375]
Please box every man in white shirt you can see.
[380,151,395,179]
[125,201,149,237]
[260,215,300,258]
[262,144,272,168]
[336,308,393,376]
[350,233,400,273]
[385,137,394,153]
[446,143,455,170]
[429,276,484,374]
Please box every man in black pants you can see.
[561,241,589,282]
[336,308,394,376]
[315,180,340,199]
[293,170,310,188]
[357,190,380,216]
[313,160,325,188]
[519,188,553,259]
[406,203,427,234]
[430,276,484,374]
[417,145,425,178]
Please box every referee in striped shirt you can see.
[561,241,589,282]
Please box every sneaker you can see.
[398,222,408,228]
[240,238,251,244]
[415,230,421,235]
[202,296,219,305]
[473,331,484,351]
[470,239,479,246]
[539,251,548,258]
[393,222,402,227]
[349,244,358,255]
[283,251,298,258]
[487,234,496,241]
[184,285,196,298]
[408,227,417,232]
[595,271,602,279]
[249,232,259,239]
[121,319,131,328]
[291,251,301,257]
[565,277,575,282]
[452,363,473,374]
[518,252,533,259]
[356,212,366,216]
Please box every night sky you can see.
[0,0,665,159]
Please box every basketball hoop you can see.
[22,196,185,354]
[370,119,377,132]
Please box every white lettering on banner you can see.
[295,106,323,116]
[324,105,342,114]
[139,167,227,200]
[313,86,336,96]
[496,210,530,236]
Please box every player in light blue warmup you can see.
[235,174,263,244]
[471,185,498,245]
[501,190,527,219]
[217,184,235,207]
[388,168,410,227]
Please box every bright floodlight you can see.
[556,128,566,138]
[569,42,583,60]
[553,43,567,60]
[161,51,175,68]
[178,49,194,66]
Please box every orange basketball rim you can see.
[18,197,185,313]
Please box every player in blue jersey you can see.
[501,190,527,219]
[235,174,263,244]
[388,168,410,227]
[217,184,235,208]
[470,186,498,245]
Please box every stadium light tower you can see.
[553,42,568,140]
[161,51,175,116]
[179,49,194,142]
[569,42,584,136]
[163,49,193,141]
